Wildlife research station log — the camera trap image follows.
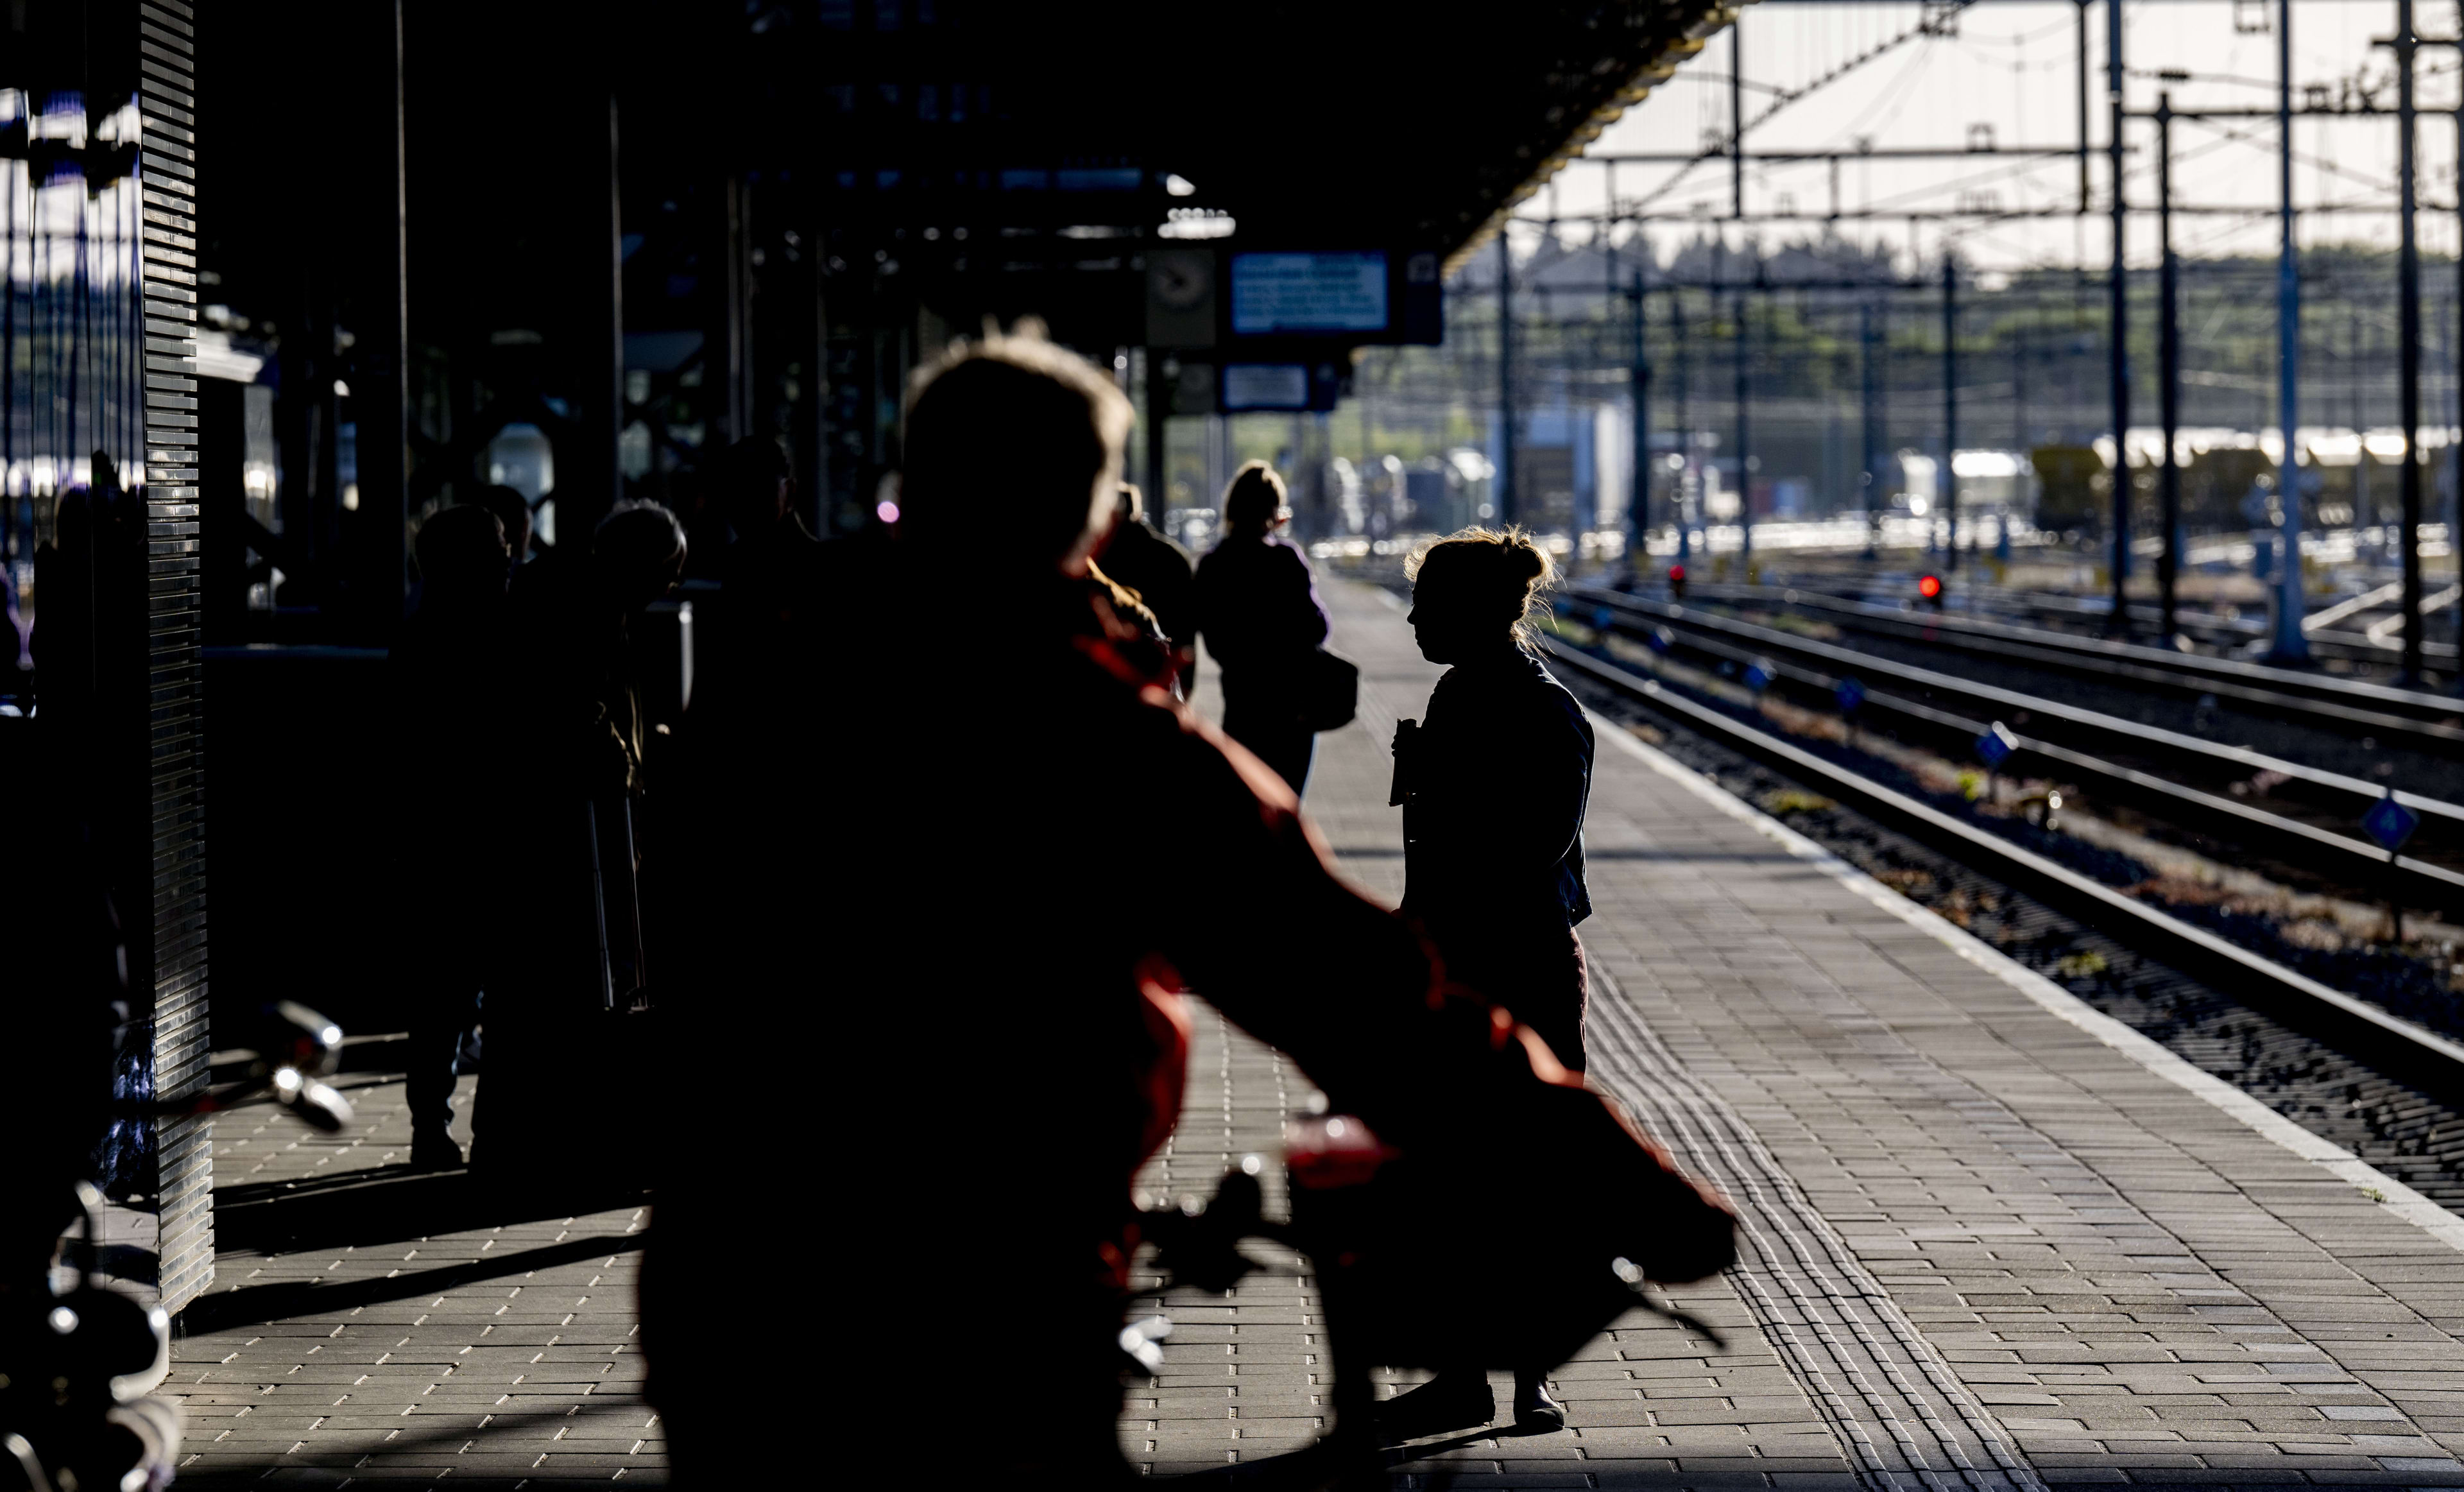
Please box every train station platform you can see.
[1134,576,2464,1489]
[162,1073,658,1486]
[146,573,2464,1491]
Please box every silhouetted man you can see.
[484,502,686,1170]
[394,503,516,1168]
[692,437,828,727]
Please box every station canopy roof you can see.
[701,1,1738,286]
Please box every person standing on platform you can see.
[486,502,687,1172]
[1382,526,1596,1437]
[1091,482,1195,690]
[1194,461,1328,793]
[393,503,518,1169]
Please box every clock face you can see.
[1154,253,1212,311]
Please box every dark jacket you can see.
[1096,519,1197,652]
[1194,533,1328,705]
[1396,645,1593,929]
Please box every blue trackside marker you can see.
[2364,791,2420,854]
[1976,722,2017,768]
[1745,660,1774,692]
[1835,677,1866,715]
[1593,606,1616,630]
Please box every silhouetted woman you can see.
[1194,461,1329,793]
[1382,526,1595,1437]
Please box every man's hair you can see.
[902,321,1132,565]
[1222,461,1287,535]
[472,485,533,559]
[595,499,689,578]
[414,502,508,592]
[719,436,793,500]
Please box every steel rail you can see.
[1602,579,2464,744]
[1539,636,2464,1090]
[1562,590,2464,911]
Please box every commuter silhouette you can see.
[1090,481,1195,689]
[1194,461,1330,792]
[646,326,1724,1488]
[472,483,535,567]
[483,502,685,1170]
[692,436,830,729]
[1381,526,1597,1437]
[394,503,517,1169]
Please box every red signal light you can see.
[1668,563,1688,597]
[1917,573,1944,604]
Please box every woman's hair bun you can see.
[1407,526,1557,646]
[1507,535,1549,584]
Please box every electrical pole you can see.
[1498,231,1516,527]
[1731,14,1745,221]
[1736,282,1753,567]
[2078,1,2092,216]
[1675,290,1691,563]
[1732,15,1750,570]
[1632,270,1651,573]
[1862,298,1881,560]
[2158,92,2181,646]
[1944,252,1960,572]
[2399,0,2426,684]
[2108,0,2132,630]
[2270,0,2309,662]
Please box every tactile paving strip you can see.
[1589,968,2048,1492]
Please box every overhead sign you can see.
[1221,364,1312,411]
[1219,361,1348,413]
[1229,252,1389,336]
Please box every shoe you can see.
[409,1132,465,1170]
[1374,1373,1494,1441]
[1512,1378,1567,1432]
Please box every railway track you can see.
[1537,632,2464,1197]
[1749,571,2460,670]
[1561,585,2464,914]
[1648,578,2464,742]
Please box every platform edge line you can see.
[1583,707,2464,1256]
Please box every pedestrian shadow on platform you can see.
[184,1169,647,1333]
[1167,1421,1569,1489]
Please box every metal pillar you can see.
[2157,93,2182,645]
[2399,0,2426,683]
[2270,0,2309,661]
[1497,232,1516,526]
[1145,352,1170,520]
[1943,253,1959,570]
[348,0,410,641]
[2108,0,2132,626]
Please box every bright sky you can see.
[1523,1,2464,276]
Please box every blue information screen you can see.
[1229,252,1390,336]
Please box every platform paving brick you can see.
[164,1069,662,1488]
[1131,576,2464,1489]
